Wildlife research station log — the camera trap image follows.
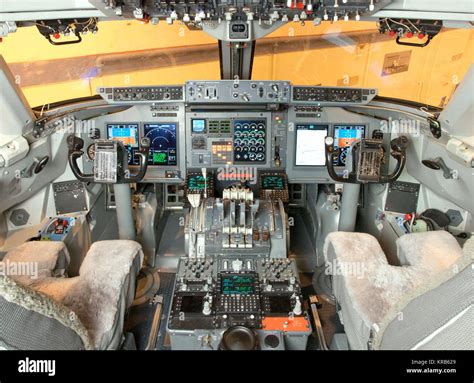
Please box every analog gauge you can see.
[256,152,265,161]
[87,143,96,160]
[249,152,257,161]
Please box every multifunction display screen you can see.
[106,123,139,165]
[295,124,328,166]
[144,123,178,166]
[221,274,255,295]
[333,125,365,166]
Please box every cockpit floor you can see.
[125,271,175,350]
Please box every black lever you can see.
[396,35,432,48]
[325,137,357,183]
[126,137,150,183]
[422,157,453,179]
[46,32,82,46]
[379,136,408,183]
[67,135,94,182]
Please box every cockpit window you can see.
[1,20,472,109]
[0,20,220,107]
[253,22,473,108]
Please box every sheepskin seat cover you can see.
[324,231,472,350]
[2,241,70,285]
[1,240,143,350]
[0,275,93,350]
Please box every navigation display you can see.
[144,123,178,166]
[295,124,328,166]
[333,125,365,166]
[221,274,255,295]
[106,123,139,165]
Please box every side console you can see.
[167,256,311,350]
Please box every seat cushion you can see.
[59,240,143,349]
[1,240,143,350]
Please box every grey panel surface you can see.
[285,106,380,183]
[185,111,274,169]
[384,181,420,214]
[53,180,88,215]
[80,103,186,182]
[185,80,291,104]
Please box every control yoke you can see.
[325,136,408,184]
[67,135,150,183]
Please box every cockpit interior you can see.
[0,0,473,358]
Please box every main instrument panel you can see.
[93,81,378,183]
[89,81,382,350]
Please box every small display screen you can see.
[268,296,292,314]
[333,125,365,166]
[295,124,328,166]
[192,119,206,134]
[187,174,211,192]
[144,123,177,166]
[180,295,204,313]
[262,175,285,190]
[106,123,139,165]
[221,274,255,295]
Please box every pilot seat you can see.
[0,240,143,350]
[324,231,473,350]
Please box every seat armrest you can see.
[79,240,143,277]
[396,231,463,274]
[324,232,388,268]
[2,242,70,285]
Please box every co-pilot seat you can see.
[324,231,473,350]
[0,240,143,350]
